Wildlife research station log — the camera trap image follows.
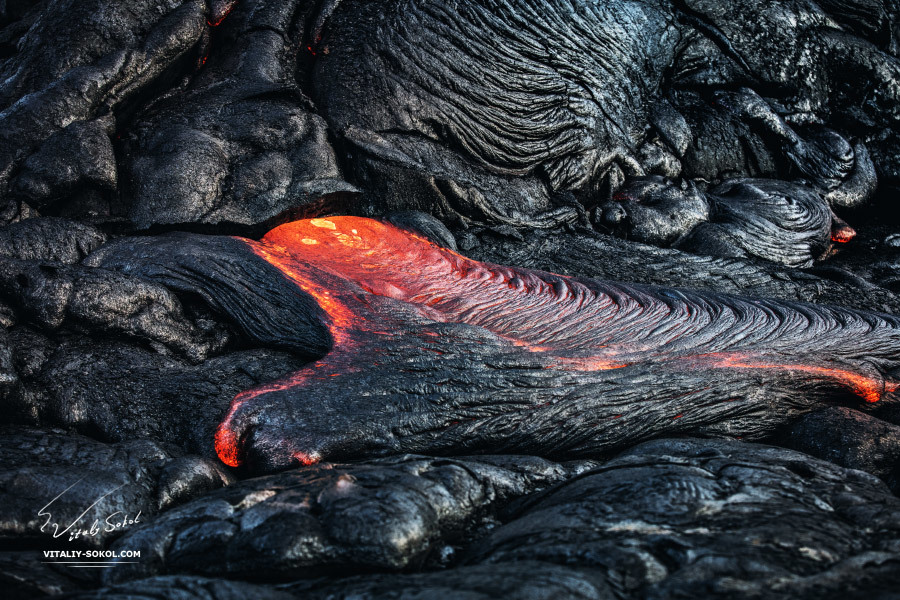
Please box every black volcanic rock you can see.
[124,0,356,228]
[457,438,900,599]
[64,439,900,599]
[0,218,106,264]
[34,341,306,457]
[0,0,209,219]
[83,220,900,474]
[0,426,232,549]
[0,258,226,362]
[3,1,900,597]
[103,454,597,582]
[596,176,712,248]
[314,0,683,228]
[11,116,119,215]
[302,0,897,264]
[285,563,614,600]
[781,406,900,493]
[0,550,91,599]
[679,179,833,268]
[673,0,900,185]
[84,233,331,359]
[68,567,612,600]
[598,177,834,268]
[466,226,900,314]
[57,576,294,600]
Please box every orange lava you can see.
[292,451,320,466]
[214,425,241,468]
[698,353,892,403]
[254,216,621,353]
[831,222,856,244]
[213,216,897,467]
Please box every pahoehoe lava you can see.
[90,216,900,473]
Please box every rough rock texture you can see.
[0,0,209,219]
[0,218,106,263]
[0,257,226,362]
[0,0,897,263]
[3,1,900,598]
[602,177,835,268]
[302,0,898,267]
[0,550,92,599]
[314,0,683,228]
[125,0,356,228]
[90,217,900,473]
[456,438,900,599]
[103,454,596,582]
[672,1,900,186]
[67,567,612,600]
[83,233,331,359]
[681,179,834,268]
[58,576,294,600]
[33,341,306,457]
[54,439,900,599]
[286,563,615,600]
[0,426,232,549]
[465,226,900,314]
[781,406,900,493]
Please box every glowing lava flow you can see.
[212,216,900,468]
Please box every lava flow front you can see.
[207,216,900,470]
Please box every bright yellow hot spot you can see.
[301,238,319,245]
[310,219,337,230]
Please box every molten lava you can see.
[213,216,900,468]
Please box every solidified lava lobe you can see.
[213,217,900,469]
[207,1,237,27]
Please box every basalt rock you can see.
[0,426,232,549]
[597,177,835,268]
[670,88,872,203]
[103,454,596,582]
[91,217,900,473]
[680,179,834,268]
[72,567,612,600]
[307,0,894,243]
[0,258,226,362]
[313,0,683,227]
[0,326,17,396]
[781,406,900,493]
[33,340,306,457]
[124,0,357,229]
[596,177,712,248]
[0,550,90,599]
[57,576,294,600]
[459,438,900,599]
[0,218,106,264]
[285,563,614,600]
[3,1,900,597]
[465,226,900,314]
[0,0,210,219]
[75,439,900,599]
[10,116,119,215]
[673,0,900,185]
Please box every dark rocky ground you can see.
[2,0,900,598]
